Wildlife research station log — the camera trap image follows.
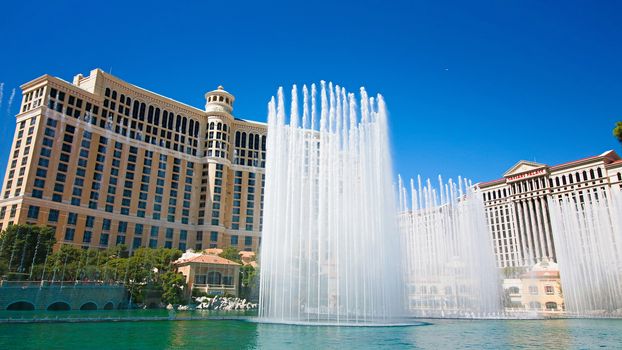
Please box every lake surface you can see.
[0,310,621,349]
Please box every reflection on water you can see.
[0,311,620,349]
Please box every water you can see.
[1,311,621,349]
[548,188,622,316]
[398,176,503,318]
[259,82,403,324]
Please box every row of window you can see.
[486,167,607,201]
[3,118,35,198]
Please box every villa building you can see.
[174,251,241,297]
[479,150,622,268]
[503,259,564,313]
[0,69,267,253]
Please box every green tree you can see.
[614,121,622,145]
[218,246,242,263]
[44,244,83,281]
[240,264,256,288]
[502,266,526,279]
[0,225,55,279]
[115,247,182,302]
[160,271,187,305]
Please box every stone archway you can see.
[80,302,98,310]
[103,302,114,310]
[47,302,71,311]
[7,301,35,311]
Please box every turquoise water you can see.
[0,311,621,349]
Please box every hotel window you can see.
[84,215,94,228]
[100,234,109,247]
[48,209,59,222]
[528,285,538,295]
[27,206,39,219]
[529,301,541,310]
[133,237,142,249]
[64,228,75,241]
[544,286,554,295]
[545,302,557,310]
[245,236,252,246]
[210,231,218,242]
[231,235,238,245]
[67,212,78,225]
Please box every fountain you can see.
[258,82,404,324]
[397,176,503,318]
[548,187,622,317]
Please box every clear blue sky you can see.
[0,0,620,184]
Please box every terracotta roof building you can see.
[174,251,241,297]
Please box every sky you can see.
[0,0,620,184]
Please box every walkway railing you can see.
[0,280,125,288]
[193,283,236,290]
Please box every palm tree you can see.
[613,121,622,145]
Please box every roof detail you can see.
[503,160,547,177]
[550,150,620,171]
[606,159,622,168]
[174,254,240,266]
[477,178,505,188]
[478,150,622,188]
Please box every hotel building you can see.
[479,150,622,268]
[0,69,267,252]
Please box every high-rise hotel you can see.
[0,69,267,252]
[480,150,622,268]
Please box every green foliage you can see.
[0,225,55,278]
[502,266,526,279]
[0,228,188,305]
[240,264,256,287]
[160,271,186,305]
[218,246,242,263]
[614,121,622,145]
[192,288,210,298]
[120,247,183,302]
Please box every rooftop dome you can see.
[205,85,234,115]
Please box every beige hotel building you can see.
[480,150,622,268]
[0,69,267,252]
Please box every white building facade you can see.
[479,150,622,268]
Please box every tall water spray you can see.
[258,82,403,324]
[398,176,503,318]
[548,188,622,316]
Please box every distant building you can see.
[174,251,241,297]
[503,259,564,313]
[479,150,622,268]
[0,69,266,253]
